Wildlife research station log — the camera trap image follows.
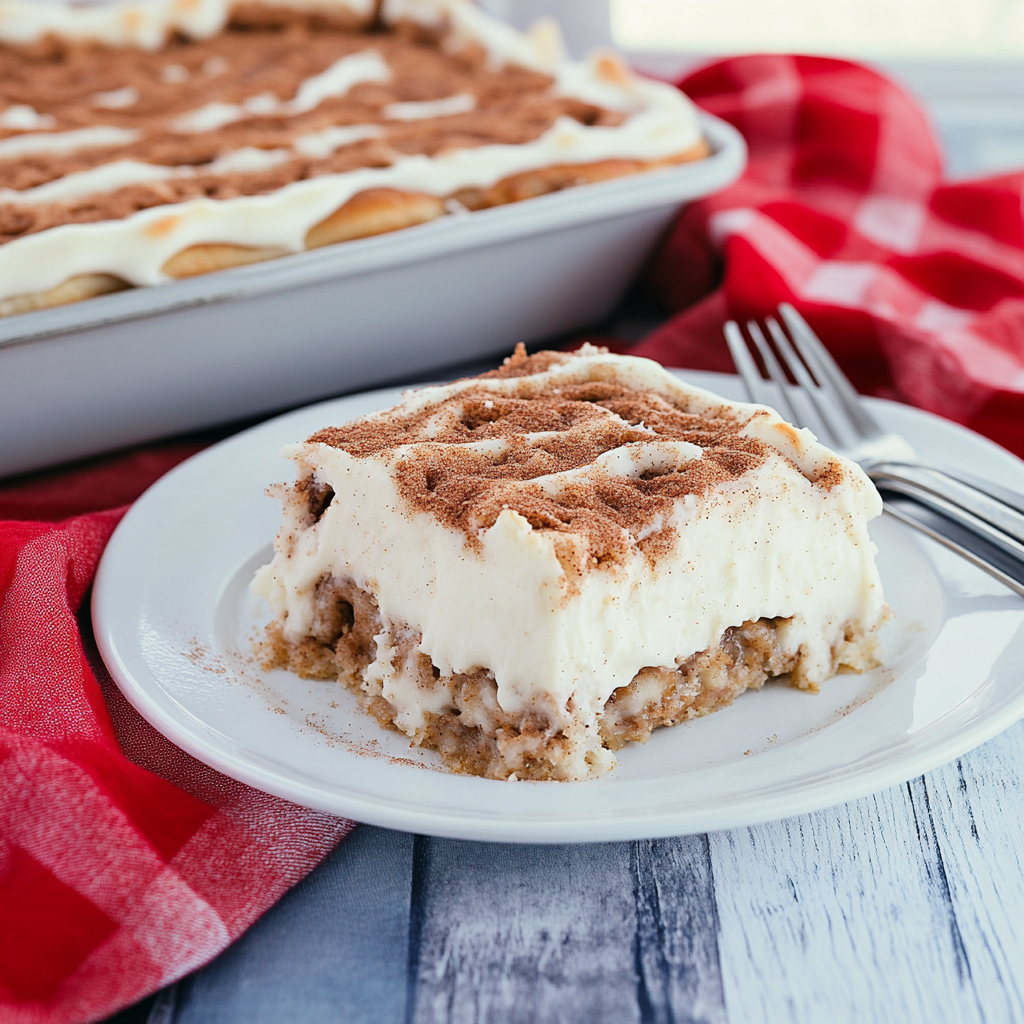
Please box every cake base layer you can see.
[259,573,880,781]
[0,272,130,317]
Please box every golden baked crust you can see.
[162,242,289,278]
[4,143,711,311]
[0,273,129,317]
[453,142,711,209]
[304,187,447,249]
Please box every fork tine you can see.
[745,320,801,425]
[764,316,845,448]
[777,303,882,439]
[724,320,773,406]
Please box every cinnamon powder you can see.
[308,348,773,569]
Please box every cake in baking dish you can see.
[0,0,709,316]
[251,346,887,781]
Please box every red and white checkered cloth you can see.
[635,54,1024,458]
[0,448,354,1024]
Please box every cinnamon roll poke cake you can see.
[252,346,887,781]
[0,0,709,317]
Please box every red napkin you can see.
[0,447,354,1024]
[634,54,1024,459]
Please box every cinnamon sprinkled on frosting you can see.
[307,345,771,568]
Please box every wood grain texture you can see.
[632,837,726,1024]
[154,734,1024,1024]
[712,790,971,1023]
[920,724,1024,1021]
[407,837,725,1024]
[709,727,1024,1024]
[169,826,414,1024]
[408,839,642,1024]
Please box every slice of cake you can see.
[252,346,886,780]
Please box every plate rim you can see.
[92,371,1024,842]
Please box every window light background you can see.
[611,0,1024,60]
[481,0,1024,178]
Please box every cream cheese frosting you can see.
[0,0,376,50]
[170,49,393,131]
[252,348,887,760]
[0,125,140,160]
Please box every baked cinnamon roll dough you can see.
[0,0,709,315]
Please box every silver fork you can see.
[723,304,1024,597]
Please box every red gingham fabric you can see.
[636,54,1024,458]
[0,448,354,1024]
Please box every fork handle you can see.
[881,497,1024,599]
[869,462,1024,551]
[943,468,1024,519]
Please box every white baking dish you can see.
[0,111,744,478]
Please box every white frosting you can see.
[383,93,475,120]
[290,50,391,112]
[0,0,559,63]
[0,159,178,204]
[172,50,392,131]
[292,123,382,158]
[252,351,886,740]
[0,104,56,130]
[92,85,140,109]
[0,126,140,161]
[206,146,293,173]
[0,0,375,50]
[172,99,269,133]
[0,0,703,302]
[0,73,700,296]
[0,148,291,204]
[160,63,190,84]
[555,56,646,114]
[382,0,565,73]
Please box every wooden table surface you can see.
[127,336,1024,1024]
[145,715,1024,1024]
[408,724,1024,1024]
[109,300,1024,1024]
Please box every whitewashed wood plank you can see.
[710,784,988,1024]
[408,839,643,1024]
[921,722,1024,1021]
[408,837,727,1024]
[633,836,727,1024]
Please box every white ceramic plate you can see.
[93,371,1024,842]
